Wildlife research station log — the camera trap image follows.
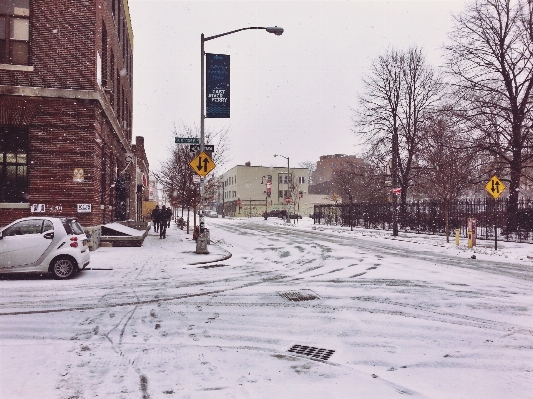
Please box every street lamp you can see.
[274,154,290,221]
[198,26,284,240]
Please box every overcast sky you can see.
[129,0,466,174]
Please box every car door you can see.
[0,219,53,269]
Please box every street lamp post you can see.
[198,26,283,247]
[274,154,290,222]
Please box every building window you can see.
[278,173,292,184]
[0,0,30,65]
[101,22,108,87]
[0,127,28,202]
[110,52,115,105]
[278,190,290,199]
[298,176,305,184]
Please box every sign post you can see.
[485,175,506,250]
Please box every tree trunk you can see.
[186,207,190,234]
[507,156,522,233]
[507,126,523,233]
[444,199,450,243]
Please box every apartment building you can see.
[0,0,148,226]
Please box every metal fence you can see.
[313,198,533,243]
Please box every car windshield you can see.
[61,219,84,235]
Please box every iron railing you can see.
[313,198,533,243]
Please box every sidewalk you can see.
[142,222,232,265]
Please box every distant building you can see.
[218,162,310,217]
[310,154,363,196]
[0,0,147,226]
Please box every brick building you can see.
[0,0,148,227]
[310,154,363,195]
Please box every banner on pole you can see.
[206,53,230,118]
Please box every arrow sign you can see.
[189,151,216,177]
[485,175,506,199]
[197,156,209,172]
[189,144,214,152]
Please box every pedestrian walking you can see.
[165,206,172,228]
[159,205,168,239]
[151,205,160,233]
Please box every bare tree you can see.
[331,157,388,204]
[413,111,479,241]
[354,47,442,233]
[445,0,533,231]
[299,161,316,185]
[155,124,230,231]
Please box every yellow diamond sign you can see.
[485,175,506,199]
[189,151,216,177]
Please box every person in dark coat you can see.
[165,206,172,228]
[151,205,160,233]
[159,205,168,239]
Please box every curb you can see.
[187,245,233,265]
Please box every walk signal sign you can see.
[189,151,216,177]
[485,175,506,199]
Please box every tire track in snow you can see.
[235,221,533,281]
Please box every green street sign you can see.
[175,137,199,144]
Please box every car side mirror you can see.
[43,231,54,239]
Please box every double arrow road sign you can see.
[485,175,506,199]
[189,151,216,177]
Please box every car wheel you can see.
[51,256,77,279]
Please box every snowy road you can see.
[0,218,532,398]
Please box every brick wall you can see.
[0,0,137,228]
[0,0,95,89]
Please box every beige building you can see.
[218,163,311,217]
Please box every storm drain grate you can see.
[287,345,335,361]
[278,289,320,302]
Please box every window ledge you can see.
[0,203,30,209]
[0,64,34,72]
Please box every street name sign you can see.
[485,175,506,199]
[189,144,214,152]
[189,151,216,177]
[175,137,199,144]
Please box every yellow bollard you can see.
[467,229,472,248]
[455,229,460,246]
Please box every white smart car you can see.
[0,216,90,279]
